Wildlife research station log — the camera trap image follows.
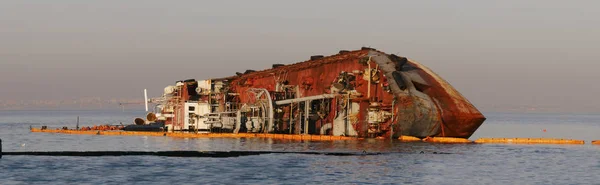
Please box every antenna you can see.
[144,89,148,112]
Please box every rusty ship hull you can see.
[148,48,485,139]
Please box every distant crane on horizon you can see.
[118,102,144,112]
[119,89,153,112]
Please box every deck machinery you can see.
[148,48,485,139]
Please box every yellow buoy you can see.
[398,135,422,142]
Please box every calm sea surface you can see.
[1,110,599,185]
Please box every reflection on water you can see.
[1,110,600,184]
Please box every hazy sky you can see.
[1,0,599,112]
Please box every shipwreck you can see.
[138,47,485,139]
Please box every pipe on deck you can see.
[304,100,309,135]
[275,94,337,105]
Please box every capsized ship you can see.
[144,48,485,139]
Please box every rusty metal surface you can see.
[402,59,486,138]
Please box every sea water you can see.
[0,110,599,184]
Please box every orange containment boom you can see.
[474,138,585,145]
[30,128,357,141]
[31,128,591,145]
[399,136,589,145]
[398,136,473,143]
[423,137,473,143]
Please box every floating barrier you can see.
[30,128,358,141]
[399,136,472,143]
[423,137,473,143]
[30,128,591,145]
[398,136,473,143]
[399,136,589,145]
[474,138,585,145]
